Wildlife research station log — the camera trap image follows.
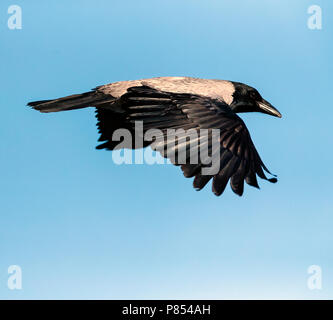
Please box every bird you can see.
[28,76,282,197]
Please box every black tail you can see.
[27,90,115,113]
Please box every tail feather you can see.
[27,90,115,113]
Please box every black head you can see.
[230,82,282,118]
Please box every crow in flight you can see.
[28,77,282,196]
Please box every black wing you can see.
[96,86,277,196]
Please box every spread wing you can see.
[96,86,277,196]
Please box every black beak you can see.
[257,99,282,118]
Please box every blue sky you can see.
[0,0,332,299]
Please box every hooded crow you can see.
[28,77,282,196]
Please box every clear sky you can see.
[0,0,332,299]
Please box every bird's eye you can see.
[250,91,257,99]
